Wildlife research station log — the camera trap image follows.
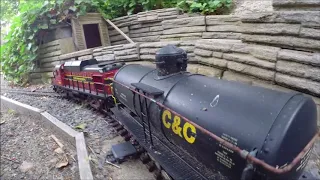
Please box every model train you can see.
[52,45,319,180]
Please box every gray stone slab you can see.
[275,73,320,96]
[227,61,275,81]
[276,60,320,81]
[76,133,94,180]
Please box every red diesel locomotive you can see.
[52,59,124,108]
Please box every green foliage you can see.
[1,0,232,84]
[1,0,100,84]
[177,0,232,14]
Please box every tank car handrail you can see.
[111,79,320,174]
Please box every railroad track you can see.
[64,95,172,180]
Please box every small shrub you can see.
[177,0,232,15]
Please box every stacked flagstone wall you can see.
[32,5,320,125]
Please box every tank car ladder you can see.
[131,83,163,147]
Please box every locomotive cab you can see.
[52,64,65,88]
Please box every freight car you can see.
[52,45,319,180]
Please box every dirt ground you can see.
[0,109,79,180]
[1,82,154,179]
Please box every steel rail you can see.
[111,79,320,175]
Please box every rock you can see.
[300,27,320,39]
[230,43,250,54]
[248,45,280,62]
[149,26,163,32]
[180,36,202,41]
[129,27,150,34]
[241,34,320,51]
[131,35,160,42]
[273,0,320,11]
[227,61,275,81]
[194,48,212,57]
[275,73,320,95]
[240,11,320,28]
[95,54,115,61]
[195,39,241,52]
[140,41,180,48]
[241,23,301,35]
[160,33,202,39]
[19,161,33,173]
[140,54,156,60]
[12,163,19,169]
[140,48,159,54]
[129,31,162,38]
[196,55,228,68]
[197,65,223,78]
[212,52,223,58]
[78,55,93,61]
[108,27,129,36]
[276,60,320,81]
[179,46,195,53]
[162,16,205,29]
[277,49,320,66]
[222,71,255,85]
[114,48,137,56]
[111,40,129,45]
[163,26,206,35]
[223,53,276,69]
[206,15,240,25]
[115,54,139,61]
[206,25,243,32]
[202,32,242,39]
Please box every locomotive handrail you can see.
[111,79,320,174]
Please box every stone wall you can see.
[31,7,320,125]
[107,8,181,45]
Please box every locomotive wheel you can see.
[146,161,156,172]
[124,134,131,141]
[161,170,172,180]
[154,169,163,180]
[115,125,124,132]
[140,153,150,164]
[119,129,128,136]
[110,122,119,127]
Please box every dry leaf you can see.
[0,120,6,125]
[75,123,86,130]
[54,148,64,154]
[55,160,68,169]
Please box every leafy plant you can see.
[1,0,232,84]
[177,0,232,15]
[1,0,101,84]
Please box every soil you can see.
[1,81,319,179]
[0,109,79,180]
[1,83,154,180]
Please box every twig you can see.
[105,160,121,169]
[1,156,20,163]
[50,135,64,149]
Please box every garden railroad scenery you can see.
[1,0,320,180]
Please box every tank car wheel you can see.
[140,153,150,164]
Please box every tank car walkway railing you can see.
[111,78,320,175]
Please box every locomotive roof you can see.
[64,59,124,72]
[83,61,125,72]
